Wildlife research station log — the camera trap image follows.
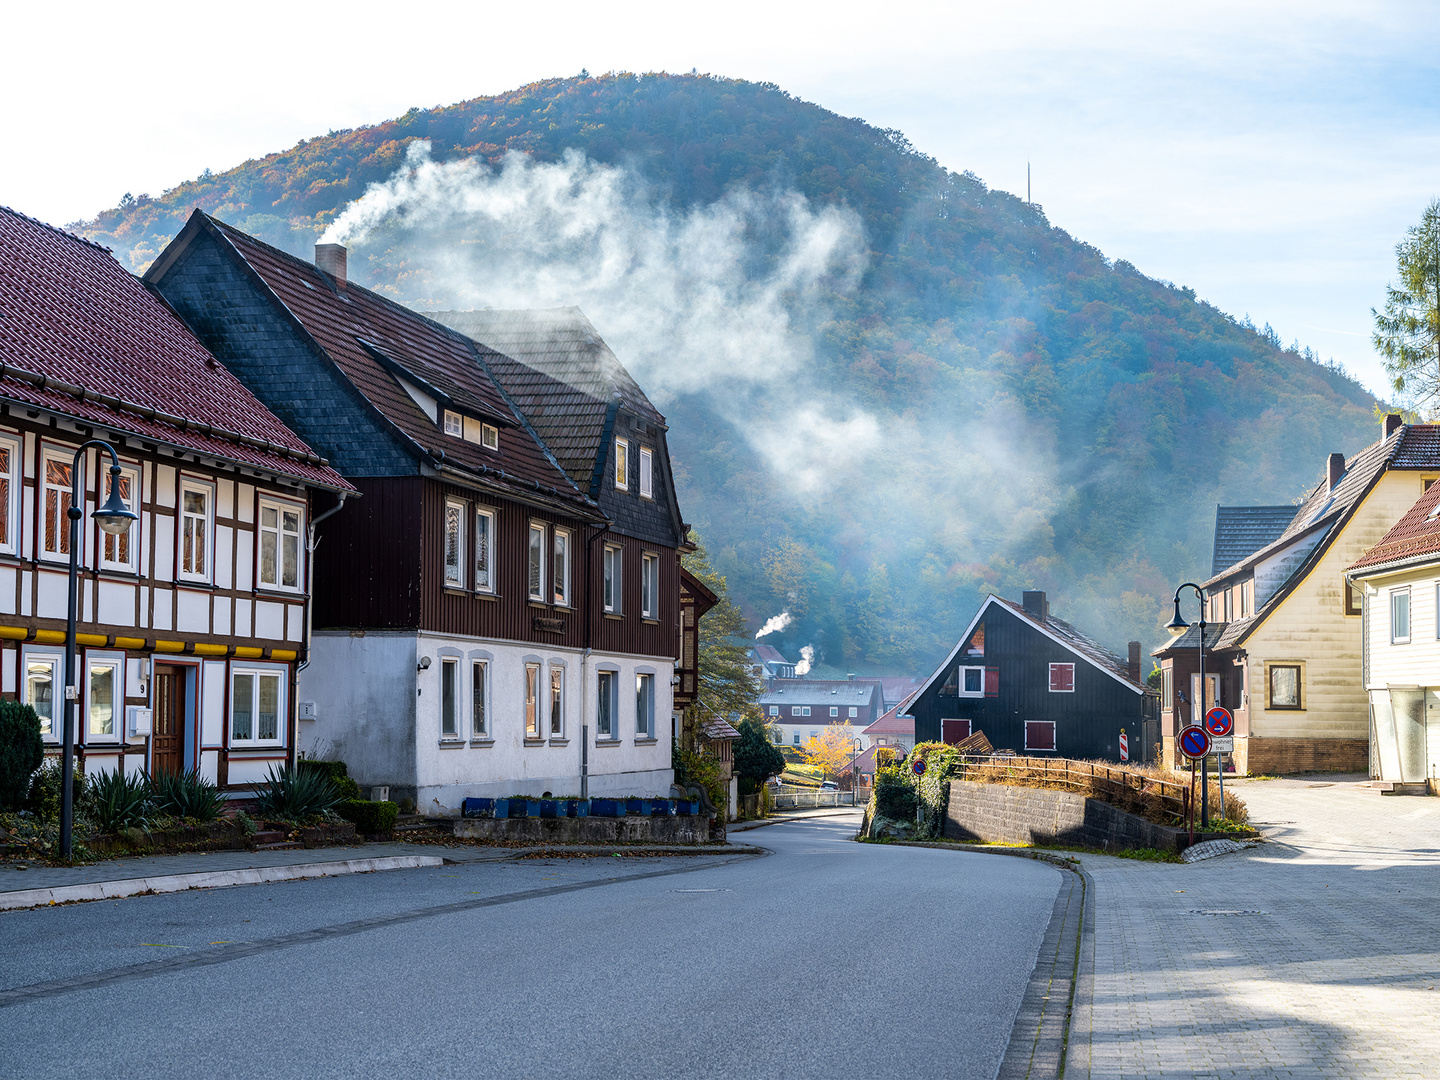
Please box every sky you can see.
[5,0,1438,398]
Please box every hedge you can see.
[0,701,43,810]
[337,799,398,835]
[299,759,361,800]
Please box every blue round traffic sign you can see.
[1179,725,1211,759]
[1204,707,1233,738]
[911,757,927,776]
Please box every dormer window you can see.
[443,410,462,437]
[482,424,499,451]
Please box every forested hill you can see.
[75,73,1380,675]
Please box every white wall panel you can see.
[215,525,233,589]
[202,660,226,747]
[237,484,254,523]
[234,529,253,592]
[152,588,173,632]
[153,516,173,580]
[255,601,284,640]
[235,598,252,638]
[0,566,15,615]
[213,596,232,637]
[176,590,209,634]
[35,570,66,619]
[98,581,135,626]
[156,465,176,508]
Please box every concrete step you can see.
[254,841,303,851]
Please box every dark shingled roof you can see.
[992,597,1141,687]
[0,207,349,491]
[1212,506,1297,576]
[1349,479,1440,573]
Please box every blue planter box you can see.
[507,799,528,819]
[564,799,589,818]
[494,799,510,819]
[650,799,672,816]
[461,797,495,818]
[626,798,644,816]
[539,799,559,819]
[591,798,621,817]
[526,800,545,818]
[674,800,697,816]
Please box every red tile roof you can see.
[1349,479,1440,573]
[864,698,916,735]
[0,207,349,491]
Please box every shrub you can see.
[27,758,87,821]
[253,763,342,820]
[151,769,226,822]
[89,769,153,833]
[874,766,918,820]
[298,759,362,799]
[0,702,44,810]
[672,740,726,812]
[336,799,398,834]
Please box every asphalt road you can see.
[0,815,1062,1080]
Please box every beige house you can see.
[1347,480,1440,794]
[1155,415,1440,775]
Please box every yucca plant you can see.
[88,769,152,833]
[151,769,227,822]
[253,763,342,820]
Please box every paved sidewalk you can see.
[1068,775,1440,1078]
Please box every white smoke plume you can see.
[794,645,815,677]
[754,612,792,639]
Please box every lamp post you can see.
[1165,582,1208,829]
[850,737,863,806]
[58,441,140,860]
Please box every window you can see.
[957,666,985,698]
[482,424,499,451]
[475,508,495,593]
[801,706,811,717]
[604,544,622,613]
[1049,663,1076,693]
[0,432,19,555]
[443,410,463,437]
[793,731,801,745]
[830,707,839,717]
[614,438,629,490]
[179,479,214,581]
[1241,579,1254,619]
[25,654,58,739]
[87,657,118,740]
[553,529,571,606]
[525,662,541,737]
[231,668,284,745]
[528,523,546,602]
[41,450,74,561]
[849,707,857,718]
[1024,721,1056,752]
[257,498,302,590]
[791,705,801,717]
[639,447,654,499]
[441,659,458,739]
[1391,589,1411,644]
[1268,664,1302,709]
[100,465,140,573]
[1162,667,1174,710]
[641,552,658,618]
[549,665,564,737]
[597,671,616,738]
[768,705,779,716]
[471,661,488,738]
[1344,577,1363,616]
[942,719,972,744]
[444,499,466,588]
[636,673,654,738]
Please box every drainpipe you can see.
[581,648,592,800]
[298,492,350,674]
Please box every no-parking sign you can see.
[1204,706,1233,738]
[911,756,927,777]
[1178,725,1211,760]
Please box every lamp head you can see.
[1164,598,1189,632]
[94,472,138,536]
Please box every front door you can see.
[152,666,186,776]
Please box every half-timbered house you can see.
[148,215,688,812]
[0,207,352,790]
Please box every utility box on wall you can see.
[127,707,153,737]
[299,701,317,721]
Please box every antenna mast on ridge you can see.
[1027,161,1031,205]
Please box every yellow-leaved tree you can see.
[802,723,860,780]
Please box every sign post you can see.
[1178,725,1211,844]
[1205,707,1233,823]
[911,755,927,827]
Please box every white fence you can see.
[770,787,858,809]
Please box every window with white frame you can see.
[444,498,466,588]
[614,438,629,490]
[802,706,811,716]
[40,448,75,561]
[471,661,489,738]
[1024,720,1057,752]
[443,410,463,437]
[641,552,658,618]
[441,659,458,739]
[1048,663,1076,693]
[597,671,617,738]
[957,666,985,698]
[830,707,839,717]
[639,447,654,499]
[849,707,857,718]
[100,464,140,573]
[482,424,499,451]
[553,528,571,606]
[549,665,564,737]
[1391,588,1411,644]
[604,544,623,613]
[179,478,215,582]
[86,653,123,741]
[0,432,21,555]
[525,662,541,737]
[791,705,801,717]
[257,497,302,590]
[528,523,546,602]
[24,653,58,740]
[636,673,655,738]
[231,667,284,745]
[474,508,495,593]
[769,705,779,716]
[793,731,801,745]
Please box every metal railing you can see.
[951,754,1189,821]
[770,788,857,809]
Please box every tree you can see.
[734,717,786,784]
[0,702,43,810]
[1374,199,1440,417]
[681,532,761,748]
[802,723,860,780]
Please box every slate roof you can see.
[152,213,592,514]
[991,597,1140,687]
[1211,506,1297,576]
[0,207,349,491]
[430,309,665,487]
[761,679,881,710]
[1150,621,1230,657]
[700,718,740,741]
[1349,479,1440,574]
[753,644,791,665]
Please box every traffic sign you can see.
[911,757,927,776]
[1204,706,1234,737]
[1210,736,1234,753]
[1178,725,1211,760]
[1119,730,1129,762]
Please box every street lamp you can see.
[58,441,139,859]
[1165,582,1209,828]
[850,737,863,804]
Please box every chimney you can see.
[1327,452,1345,491]
[1128,641,1141,684]
[1383,412,1404,439]
[315,243,347,290]
[1022,590,1048,620]
[847,673,856,681]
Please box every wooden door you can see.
[152,666,185,776]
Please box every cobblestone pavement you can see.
[1068,775,1440,1078]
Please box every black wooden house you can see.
[906,591,1156,762]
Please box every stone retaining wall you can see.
[945,779,1228,853]
[453,815,708,844]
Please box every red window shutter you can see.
[1049,663,1074,692]
[985,667,999,697]
[1026,721,1056,751]
[941,719,972,744]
